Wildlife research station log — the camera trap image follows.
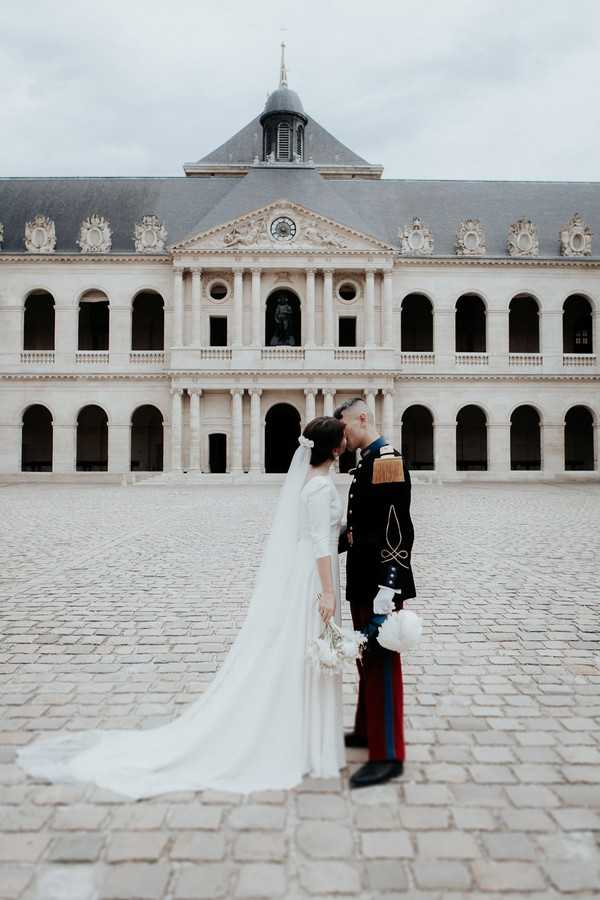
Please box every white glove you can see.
[374,586,395,615]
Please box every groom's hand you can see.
[373,586,395,615]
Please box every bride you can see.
[17,416,348,798]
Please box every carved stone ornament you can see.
[507,219,539,257]
[222,214,268,247]
[456,219,486,256]
[24,215,56,253]
[399,217,434,255]
[77,214,112,253]
[300,220,348,249]
[134,215,167,253]
[560,213,592,257]
[0,221,4,249]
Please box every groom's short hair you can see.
[334,397,374,423]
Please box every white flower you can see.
[298,435,315,449]
[307,620,367,674]
[376,609,423,653]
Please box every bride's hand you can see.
[319,591,336,625]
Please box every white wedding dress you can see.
[16,450,346,798]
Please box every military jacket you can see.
[340,443,416,598]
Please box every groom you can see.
[335,397,416,788]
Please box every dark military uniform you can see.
[339,436,416,762]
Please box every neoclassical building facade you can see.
[1,58,599,481]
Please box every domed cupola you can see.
[260,44,308,163]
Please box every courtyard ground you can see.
[0,480,599,899]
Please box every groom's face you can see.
[339,410,365,451]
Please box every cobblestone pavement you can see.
[0,480,599,900]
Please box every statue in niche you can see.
[270,295,296,346]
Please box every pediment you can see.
[171,200,395,254]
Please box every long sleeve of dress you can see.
[305,480,333,560]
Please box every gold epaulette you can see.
[372,444,404,484]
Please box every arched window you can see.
[265,290,301,346]
[510,405,541,470]
[296,125,304,158]
[401,294,433,351]
[563,295,593,353]
[23,291,55,351]
[564,406,595,470]
[455,295,486,353]
[131,405,163,471]
[78,290,109,351]
[509,295,539,353]
[21,405,53,472]
[131,292,164,350]
[456,405,487,471]
[76,405,108,471]
[264,126,273,159]
[277,122,291,160]
[265,403,301,472]
[401,405,434,470]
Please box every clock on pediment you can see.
[270,216,296,242]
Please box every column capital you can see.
[305,266,317,276]
[382,387,395,397]
[322,388,336,397]
[363,387,377,397]
[190,266,202,277]
[250,265,262,275]
[304,387,317,396]
[249,387,263,397]
[232,265,245,276]
[170,387,184,397]
[188,387,203,397]
[321,267,334,276]
[230,387,245,397]
[365,265,377,276]
[173,263,185,275]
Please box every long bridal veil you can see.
[17,444,314,797]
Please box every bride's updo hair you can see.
[302,416,345,466]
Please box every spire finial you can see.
[279,41,288,88]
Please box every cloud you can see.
[1,0,599,179]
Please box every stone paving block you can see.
[0,833,49,862]
[0,804,50,832]
[105,832,169,862]
[299,861,361,895]
[482,831,537,860]
[0,863,34,899]
[233,832,287,862]
[47,833,104,862]
[500,808,557,832]
[52,803,108,831]
[108,804,167,830]
[366,859,409,892]
[472,860,546,892]
[100,862,171,900]
[361,831,414,859]
[544,862,600,892]
[403,784,453,806]
[297,822,353,859]
[234,863,287,898]
[417,830,479,859]
[412,860,472,890]
[398,805,450,830]
[551,807,600,830]
[452,807,497,830]
[296,793,347,819]
[505,785,560,808]
[170,831,226,861]
[165,803,223,829]
[229,804,286,831]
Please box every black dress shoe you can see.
[344,732,368,748]
[349,760,404,788]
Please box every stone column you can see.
[304,388,317,423]
[365,268,376,347]
[54,304,78,365]
[170,388,184,471]
[435,422,456,481]
[364,388,377,422]
[542,422,564,478]
[542,309,564,371]
[108,299,130,365]
[189,388,202,470]
[172,268,184,347]
[108,424,130,474]
[487,309,508,367]
[322,269,334,346]
[251,268,262,347]
[249,389,263,473]
[191,268,202,346]
[383,270,394,348]
[434,308,454,367]
[233,268,244,348]
[488,422,510,478]
[230,388,244,473]
[52,424,76,473]
[323,389,335,417]
[382,388,395,443]
[305,268,316,347]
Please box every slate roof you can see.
[195,114,371,168]
[1,110,599,257]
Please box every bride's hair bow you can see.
[298,435,315,449]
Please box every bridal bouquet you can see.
[307,619,368,675]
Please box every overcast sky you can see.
[2,0,599,181]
